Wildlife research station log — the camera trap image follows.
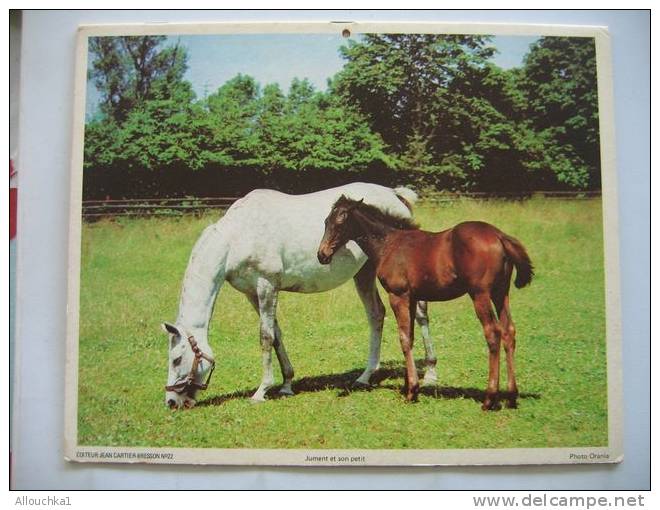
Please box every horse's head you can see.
[162,322,215,410]
[317,195,363,265]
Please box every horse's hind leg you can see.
[247,291,294,398]
[493,281,518,408]
[415,301,437,385]
[471,291,503,411]
[353,262,386,387]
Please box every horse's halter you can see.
[164,336,216,394]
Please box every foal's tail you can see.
[500,233,534,288]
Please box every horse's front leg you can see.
[353,262,385,387]
[415,301,438,386]
[273,319,295,396]
[247,294,295,397]
[251,278,279,402]
[389,292,419,402]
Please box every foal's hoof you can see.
[250,395,267,404]
[481,399,501,411]
[404,385,420,403]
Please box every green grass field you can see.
[77,198,608,449]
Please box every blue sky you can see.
[86,34,539,116]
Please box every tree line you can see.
[83,34,600,199]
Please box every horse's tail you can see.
[500,233,534,289]
[394,186,418,212]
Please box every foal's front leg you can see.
[389,293,419,402]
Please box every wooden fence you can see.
[81,190,602,219]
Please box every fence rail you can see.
[81,190,601,219]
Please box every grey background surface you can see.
[12,10,649,489]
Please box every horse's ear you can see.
[162,322,183,349]
[162,322,181,337]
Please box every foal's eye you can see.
[172,356,182,367]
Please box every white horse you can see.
[162,183,437,409]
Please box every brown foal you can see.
[317,196,533,410]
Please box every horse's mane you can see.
[334,196,419,231]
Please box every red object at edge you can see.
[10,160,17,240]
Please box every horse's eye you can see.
[172,356,182,367]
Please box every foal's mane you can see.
[334,196,419,231]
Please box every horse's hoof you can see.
[278,387,294,397]
[351,381,372,391]
[422,365,437,383]
[250,395,267,404]
[505,399,518,409]
[421,374,438,387]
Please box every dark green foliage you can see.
[334,35,525,189]
[333,34,600,191]
[518,37,601,189]
[333,34,495,152]
[83,34,601,198]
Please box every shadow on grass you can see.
[197,360,541,408]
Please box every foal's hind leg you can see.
[353,262,386,387]
[415,301,438,385]
[493,285,518,408]
[471,291,503,410]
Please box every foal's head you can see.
[317,195,417,264]
[317,195,364,264]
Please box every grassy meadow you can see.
[77,198,608,449]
